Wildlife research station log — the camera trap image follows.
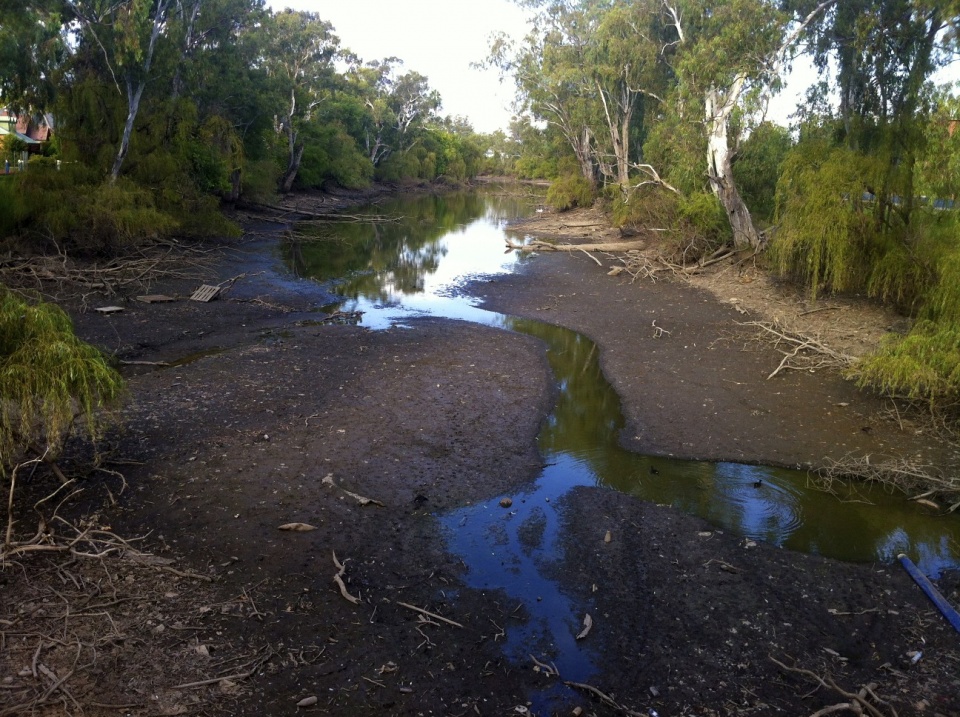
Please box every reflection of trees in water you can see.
[281,191,533,302]
[510,316,960,569]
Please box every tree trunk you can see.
[111,76,144,183]
[576,126,595,184]
[107,0,171,183]
[705,83,760,249]
[280,143,305,193]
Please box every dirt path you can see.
[3,194,959,717]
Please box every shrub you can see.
[0,286,124,473]
[546,175,595,211]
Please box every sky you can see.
[267,0,531,134]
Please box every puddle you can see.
[283,185,960,703]
[167,347,226,367]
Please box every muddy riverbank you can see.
[2,189,959,717]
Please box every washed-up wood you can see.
[95,306,124,314]
[136,294,176,303]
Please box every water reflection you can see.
[283,186,960,571]
[283,191,533,305]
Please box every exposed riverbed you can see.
[40,184,960,716]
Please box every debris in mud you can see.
[278,522,317,531]
[332,550,361,604]
[322,473,386,507]
[576,613,593,640]
[190,284,222,302]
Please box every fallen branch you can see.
[738,320,854,379]
[769,655,897,717]
[505,238,647,254]
[814,455,959,506]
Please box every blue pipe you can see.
[898,554,960,634]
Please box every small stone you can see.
[499,497,513,508]
[296,696,318,708]
[604,530,612,543]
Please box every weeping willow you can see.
[771,142,872,299]
[0,287,125,473]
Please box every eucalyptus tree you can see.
[0,0,66,113]
[345,58,441,173]
[261,9,339,193]
[657,0,836,248]
[488,2,599,183]
[805,0,954,227]
[62,0,177,182]
[586,0,663,185]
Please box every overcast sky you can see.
[267,0,530,134]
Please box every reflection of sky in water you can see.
[289,190,960,692]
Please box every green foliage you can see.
[677,191,731,248]
[546,175,595,211]
[12,168,179,254]
[0,286,124,472]
[0,177,19,240]
[732,123,793,224]
[611,185,680,229]
[297,123,372,190]
[855,320,960,407]
[771,141,869,298]
[241,158,282,203]
[612,187,729,261]
[642,105,707,196]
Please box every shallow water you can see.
[283,188,958,676]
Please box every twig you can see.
[394,601,463,628]
[563,680,645,716]
[578,248,603,266]
[530,654,559,677]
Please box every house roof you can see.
[0,126,41,144]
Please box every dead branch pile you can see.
[814,455,960,510]
[601,244,741,284]
[739,320,856,379]
[0,241,213,302]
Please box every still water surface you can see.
[284,189,959,677]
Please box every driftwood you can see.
[506,238,646,254]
